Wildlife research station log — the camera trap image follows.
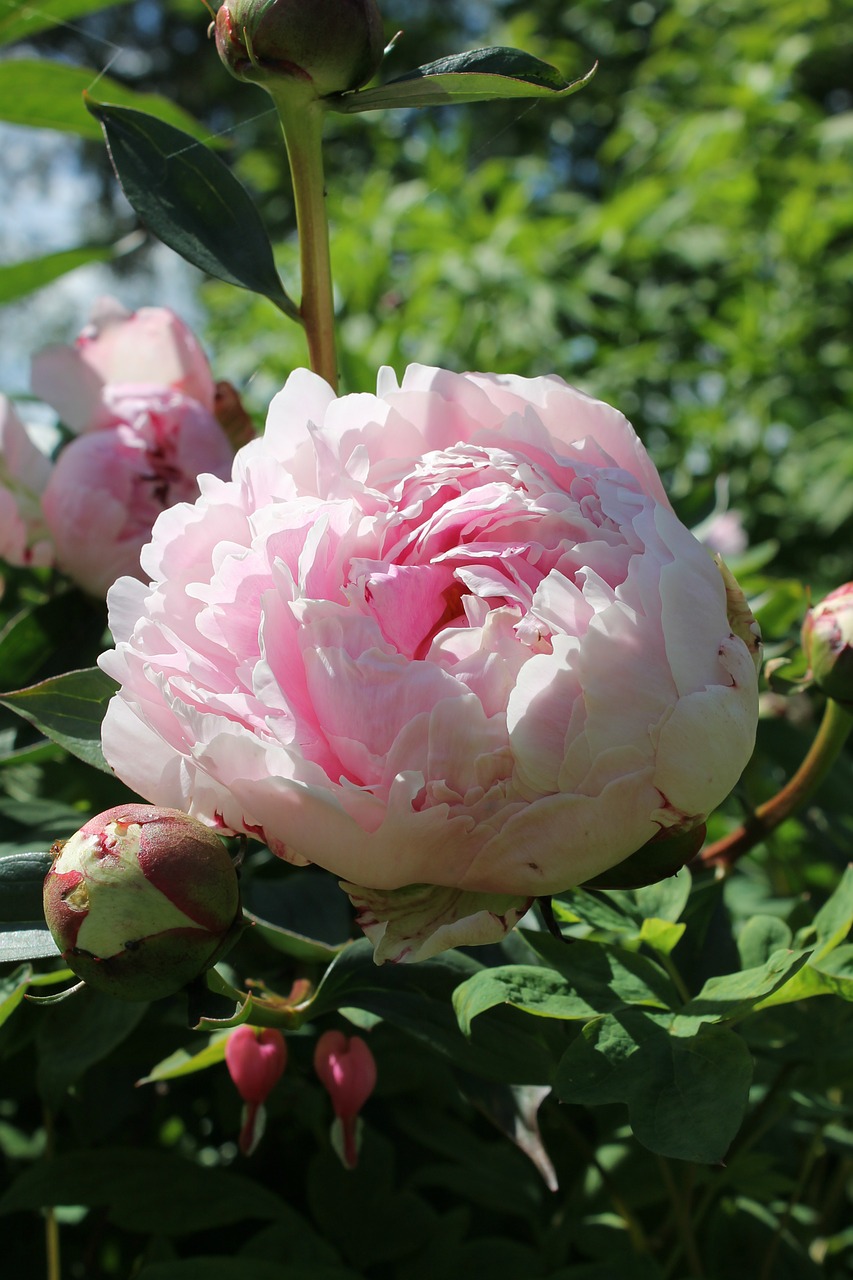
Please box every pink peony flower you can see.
[99,365,761,962]
[31,298,215,434]
[40,387,234,597]
[0,395,54,568]
[314,1030,377,1169]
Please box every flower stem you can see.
[698,699,853,870]
[271,92,338,390]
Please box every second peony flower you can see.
[99,366,761,962]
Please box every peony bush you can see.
[99,364,761,962]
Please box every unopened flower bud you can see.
[226,1024,288,1154]
[215,0,385,97]
[802,584,853,707]
[43,805,240,1001]
[314,1030,376,1169]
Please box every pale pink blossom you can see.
[31,298,215,434]
[99,366,761,962]
[41,388,233,597]
[0,395,53,568]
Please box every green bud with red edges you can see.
[43,805,240,1002]
[802,583,853,708]
[215,0,385,97]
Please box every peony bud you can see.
[314,1030,376,1169]
[225,1025,287,1154]
[43,805,240,1002]
[215,0,385,97]
[802,584,853,707]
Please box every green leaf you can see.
[0,592,108,693]
[0,243,117,305]
[0,0,124,48]
[638,917,686,957]
[242,870,352,963]
[550,887,642,934]
[35,985,147,1107]
[331,48,596,112]
[453,966,605,1034]
[0,852,54,923]
[0,60,215,142]
[0,1149,287,1234]
[84,99,300,320]
[0,925,60,963]
[555,1010,753,1162]
[677,949,811,1027]
[0,965,33,1029]
[811,864,853,961]
[0,666,117,772]
[137,1032,232,1085]
[520,934,681,1011]
[737,914,793,969]
[308,940,557,1084]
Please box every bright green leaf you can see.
[638,917,686,957]
[0,61,215,142]
[0,0,125,48]
[138,1032,232,1085]
[677,948,811,1027]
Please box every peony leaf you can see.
[555,1009,753,1163]
[308,940,557,1084]
[0,666,118,772]
[0,852,54,922]
[84,99,300,322]
[0,926,60,963]
[453,965,603,1035]
[517,935,680,1013]
[0,591,108,694]
[0,60,216,142]
[675,947,812,1028]
[330,47,596,112]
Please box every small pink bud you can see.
[314,1030,376,1168]
[226,1025,287,1155]
[802,584,853,708]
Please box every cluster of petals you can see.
[99,364,761,962]
[0,300,234,596]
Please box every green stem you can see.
[659,1157,704,1279]
[271,91,338,390]
[698,699,853,869]
[44,1108,60,1280]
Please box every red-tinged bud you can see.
[215,0,385,98]
[802,584,853,708]
[314,1030,376,1169]
[226,1025,288,1154]
[43,805,240,1002]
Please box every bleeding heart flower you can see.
[314,1030,377,1168]
[225,1025,288,1154]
